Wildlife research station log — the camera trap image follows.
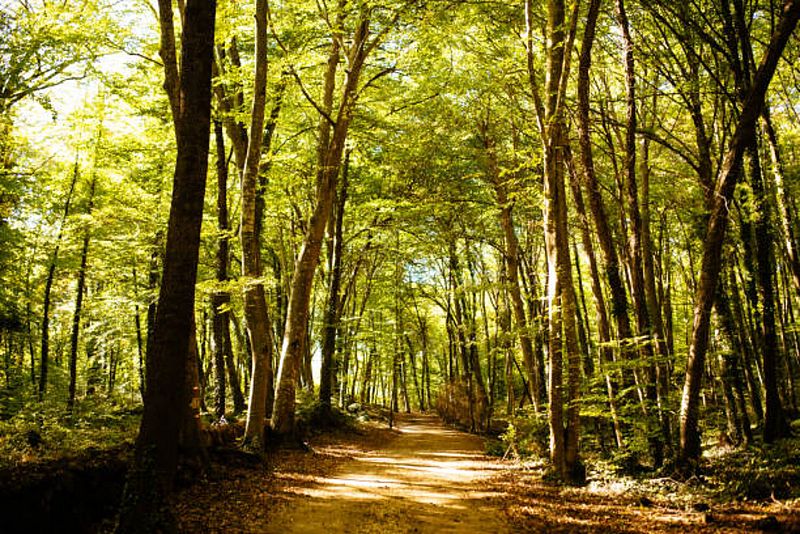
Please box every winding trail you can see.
[265,413,510,533]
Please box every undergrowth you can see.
[488,412,800,506]
[0,397,140,468]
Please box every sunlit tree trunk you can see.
[542,0,583,484]
[240,0,274,451]
[272,14,371,437]
[678,0,800,466]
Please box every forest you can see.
[1,0,800,531]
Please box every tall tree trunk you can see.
[615,0,665,466]
[566,146,624,449]
[715,274,753,444]
[225,320,246,414]
[211,121,229,420]
[748,141,790,442]
[116,0,215,528]
[730,265,765,422]
[319,149,349,411]
[576,0,636,403]
[543,0,583,484]
[763,111,800,297]
[498,262,515,416]
[39,160,79,400]
[240,0,274,451]
[144,231,162,400]
[133,268,145,400]
[272,15,371,437]
[678,0,800,466]
[405,335,423,411]
[67,175,96,413]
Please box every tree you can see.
[540,0,583,483]
[116,0,216,529]
[272,4,390,437]
[678,0,800,467]
[239,0,274,452]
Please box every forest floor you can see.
[174,412,509,533]
[3,406,797,532]
[173,412,800,533]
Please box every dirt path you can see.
[265,413,509,533]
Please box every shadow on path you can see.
[265,413,509,533]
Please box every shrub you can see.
[498,408,549,459]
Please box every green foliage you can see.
[294,388,355,435]
[499,407,549,459]
[0,399,139,468]
[707,437,800,500]
[0,0,118,113]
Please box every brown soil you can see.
[264,412,510,533]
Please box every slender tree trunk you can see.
[763,111,800,296]
[67,175,96,413]
[485,131,542,412]
[730,266,765,422]
[320,149,349,411]
[748,141,790,442]
[715,274,753,444]
[272,15,371,436]
[572,238,593,375]
[678,0,800,466]
[240,0,274,451]
[211,121,229,420]
[615,0,665,466]
[576,0,636,404]
[405,335,422,411]
[225,318,246,414]
[133,268,145,400]
[39,161,79,400]
[144,231,162,399]
[566,146,624,448]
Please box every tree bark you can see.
[116,0,215,529]
[240,0,274,451]
[67,175,96,413]
[678,0,800,466]
[272,14,371,436]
